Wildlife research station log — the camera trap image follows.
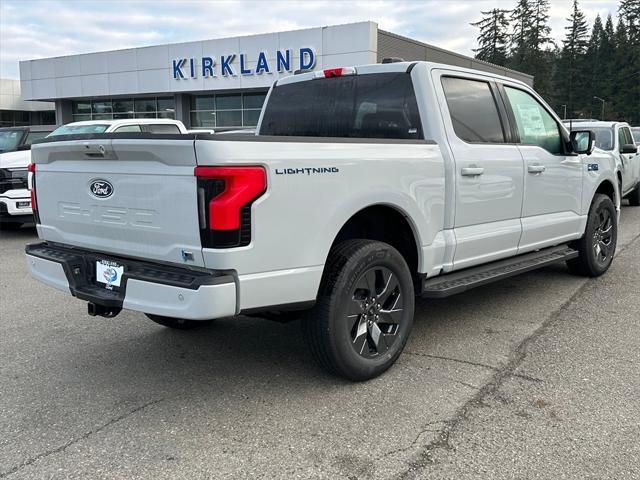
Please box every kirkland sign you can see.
[172,47,316,79]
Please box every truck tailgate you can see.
[31,137,205,267]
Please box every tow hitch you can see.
[88,302,122,318]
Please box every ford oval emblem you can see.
[90,179,114,199]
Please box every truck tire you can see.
[627,183,640,206]
[302,240,415,381]
[145,314,214,330]
[567,194,617,277]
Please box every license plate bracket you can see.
[95,260,124,289]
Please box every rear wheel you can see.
[145,314,214,330]
[567,194,617,277]
[627,183,640,206]
[302,240,415,381]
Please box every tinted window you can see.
[631,127,640,143]
[25,131,50,145]
[114,125,142,133]
[49,124,109,136]
[441,77,504,143]
[589,127,615,150]
[504,86,562,154]
[621,127,634,147]
[260,73,423,139]
[146,124,180,134]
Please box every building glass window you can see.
[189,91,266,129]
[0,110,57,127]
[72,97,175,122]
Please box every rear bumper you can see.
[25,243,237,320]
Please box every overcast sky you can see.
[0,0,621,79]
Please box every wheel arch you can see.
[323,203,423,285]
[595,178,618,206]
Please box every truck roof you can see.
[569,121,629,129]
[63,119,183,127]
[276,60,530,89]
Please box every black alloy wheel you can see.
[348,266,404,359]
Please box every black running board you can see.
[421,245,579,298]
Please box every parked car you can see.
[631,127,640,147]
[0,126,54,229]
[0,119,189,229]
[26,61,619,380]
[568,121,640,206]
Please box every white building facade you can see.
[0,79,54,127]
[18,22,533,128]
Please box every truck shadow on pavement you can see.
[61,260,580,398]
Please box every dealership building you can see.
[18,22,533,129]
[0,78,54,127]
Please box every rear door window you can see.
[260,73,423,139]
[441,77,505,143]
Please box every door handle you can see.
[528,164,546,174]
[461,166,484,176]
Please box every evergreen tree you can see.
[524,0,555,101]
[584,15,605,117]
[471,9,511,65]
[619,0,640,45]
[618,0,640,124]
[554,0,589,117]
[612,18,637,122]
[596,14,617,116]
[509,0,533,70]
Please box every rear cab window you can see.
[25,131,51,145]
[146,124,181,134]
[114,125,142,133]
[260,72,423,139]
[49,124,109,137]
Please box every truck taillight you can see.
[195,166,266,248]
[27,163,39,222]
[314,67,357,78]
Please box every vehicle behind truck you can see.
[26,61,619,380]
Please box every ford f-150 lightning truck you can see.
[25,61,619,380]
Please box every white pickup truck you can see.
[0,119,188,228]
[568,121,640,205]
[26,61,619,380]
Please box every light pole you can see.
[594,96,605,120]
[561,104,567,120]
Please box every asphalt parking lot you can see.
[1,205,639,480]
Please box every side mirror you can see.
[620,143,638,154]
[570,130,594,155]
[17,144,32,151]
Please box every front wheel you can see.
[145,314,214,330]
[302,240,415,381]
[567,194,618,277]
